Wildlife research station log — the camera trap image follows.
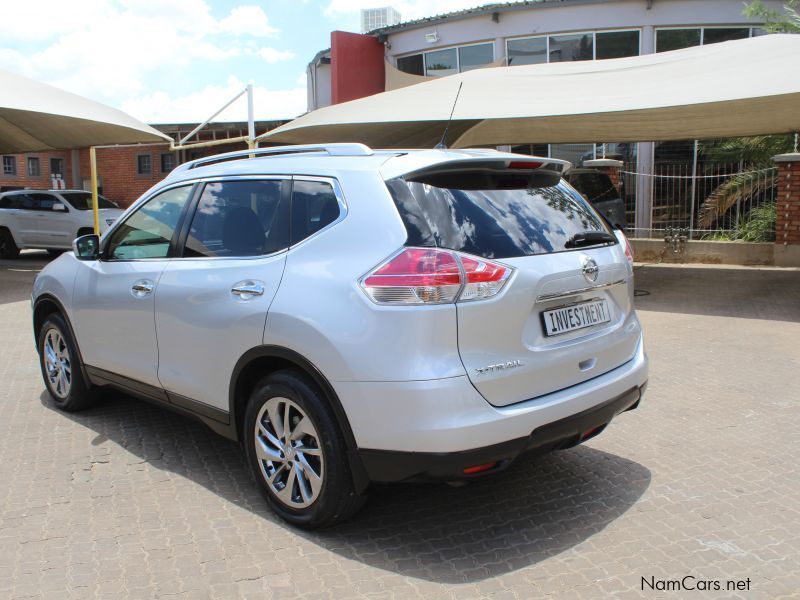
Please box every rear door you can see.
[387,175,641,407]
[26,193,73,247]
[154,177,290,413]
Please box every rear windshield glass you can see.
[60,192,118,210]
[386,177,611,259]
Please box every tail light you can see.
[616,230,634,264]
[362,247,512,305]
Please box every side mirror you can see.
[72,234,99,260]
[52,203,66,212]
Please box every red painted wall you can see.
[331,30,385,104]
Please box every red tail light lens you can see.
[362,248,512,305]
[618,230,634,264]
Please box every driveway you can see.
[1,255,798,599]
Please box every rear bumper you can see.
[336,334,647,453]
[359,383,645,482]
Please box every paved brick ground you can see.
[1,253,798,599]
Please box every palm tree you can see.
[744,0,800,33]
[696,135,793,230]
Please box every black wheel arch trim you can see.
[33,294,91,385]
[230,345,370,493]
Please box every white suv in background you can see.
[31,144,648,528]
[0,189,123,257]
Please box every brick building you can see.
[0,120,287,208]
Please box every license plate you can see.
[542,299,611,337]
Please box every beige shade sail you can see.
[0,67,171,153]
[262,34,800,149]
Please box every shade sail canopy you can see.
[0,68,171,153]
[262,34,800,148]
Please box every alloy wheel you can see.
[254,397,324,509]
[43,328,72,399]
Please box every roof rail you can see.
[173,143,374,173]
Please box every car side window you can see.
[29,193,65,212]
[106,185,193,260]
[290,179,340,245]
[184,180,289,258]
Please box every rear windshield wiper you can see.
[564,231,616,249]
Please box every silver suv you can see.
[31,144,648,528]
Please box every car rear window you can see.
[59,192,118,210]
[386,176,611,259]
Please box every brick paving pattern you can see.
[1,254,798,599]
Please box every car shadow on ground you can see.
[633,264,800,322]
[40,389,651,584]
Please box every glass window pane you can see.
[549,33,593,62]
[397,54,424,76]
[550,143,595,166]
[291,180,340,245]
[596,30,639,59]
[386,178,608,259]
[656,28,701,52]
[107,186,192,260]
[703,27,750,45]
[50,158,64,176]
[458,43,494,72]
[185,180,288,257]
[507,37,547,66]
[425,48,458,77]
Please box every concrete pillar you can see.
[773,154,800,266]
[583,158,623,191]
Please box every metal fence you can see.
[620,162,777,241]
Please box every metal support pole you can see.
[90,146,100,235]
[247,83,255,150]
[688,140,698,239]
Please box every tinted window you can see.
[106,186,192,260]
[386,177,610,259]
[185,180,288,258]
[0,195,23,209]
[458,43,494,71]
[291,180,340,245]
[507,37,547,66]
[425,48,458,77]
[656,28,701,52]
[595,30,639,59]
[28,193,65,211]
[59,192,118,210]
[703,28,749,45]
[397,54,424,75]
[549,33,593,62]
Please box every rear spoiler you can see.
[400,157,572,190]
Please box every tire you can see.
[244,370,366,529]
[37,313,101,412]
[0,228,20,259]
[47,249,65,257]
[76,228,94,239]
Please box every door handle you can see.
[231,281,265,299]
[131,280,155,297]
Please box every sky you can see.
[0,0,486,125]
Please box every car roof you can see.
[162,144,569,185]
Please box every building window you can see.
[50,158,64,177]
[507,37,547,66]
[27,157,40,177]
[596,30,640,59]
[424,48,458,77]
[137,154,152,175]
[549,33,593,62]
[507,30,639,66]
[458,43,495,72]
[656,27,754,53]
[160,153,176,173]
[3,156,17,176]
[397,54,424,75]
[398,42,495,77]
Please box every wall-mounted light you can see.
[425,31,439,43]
